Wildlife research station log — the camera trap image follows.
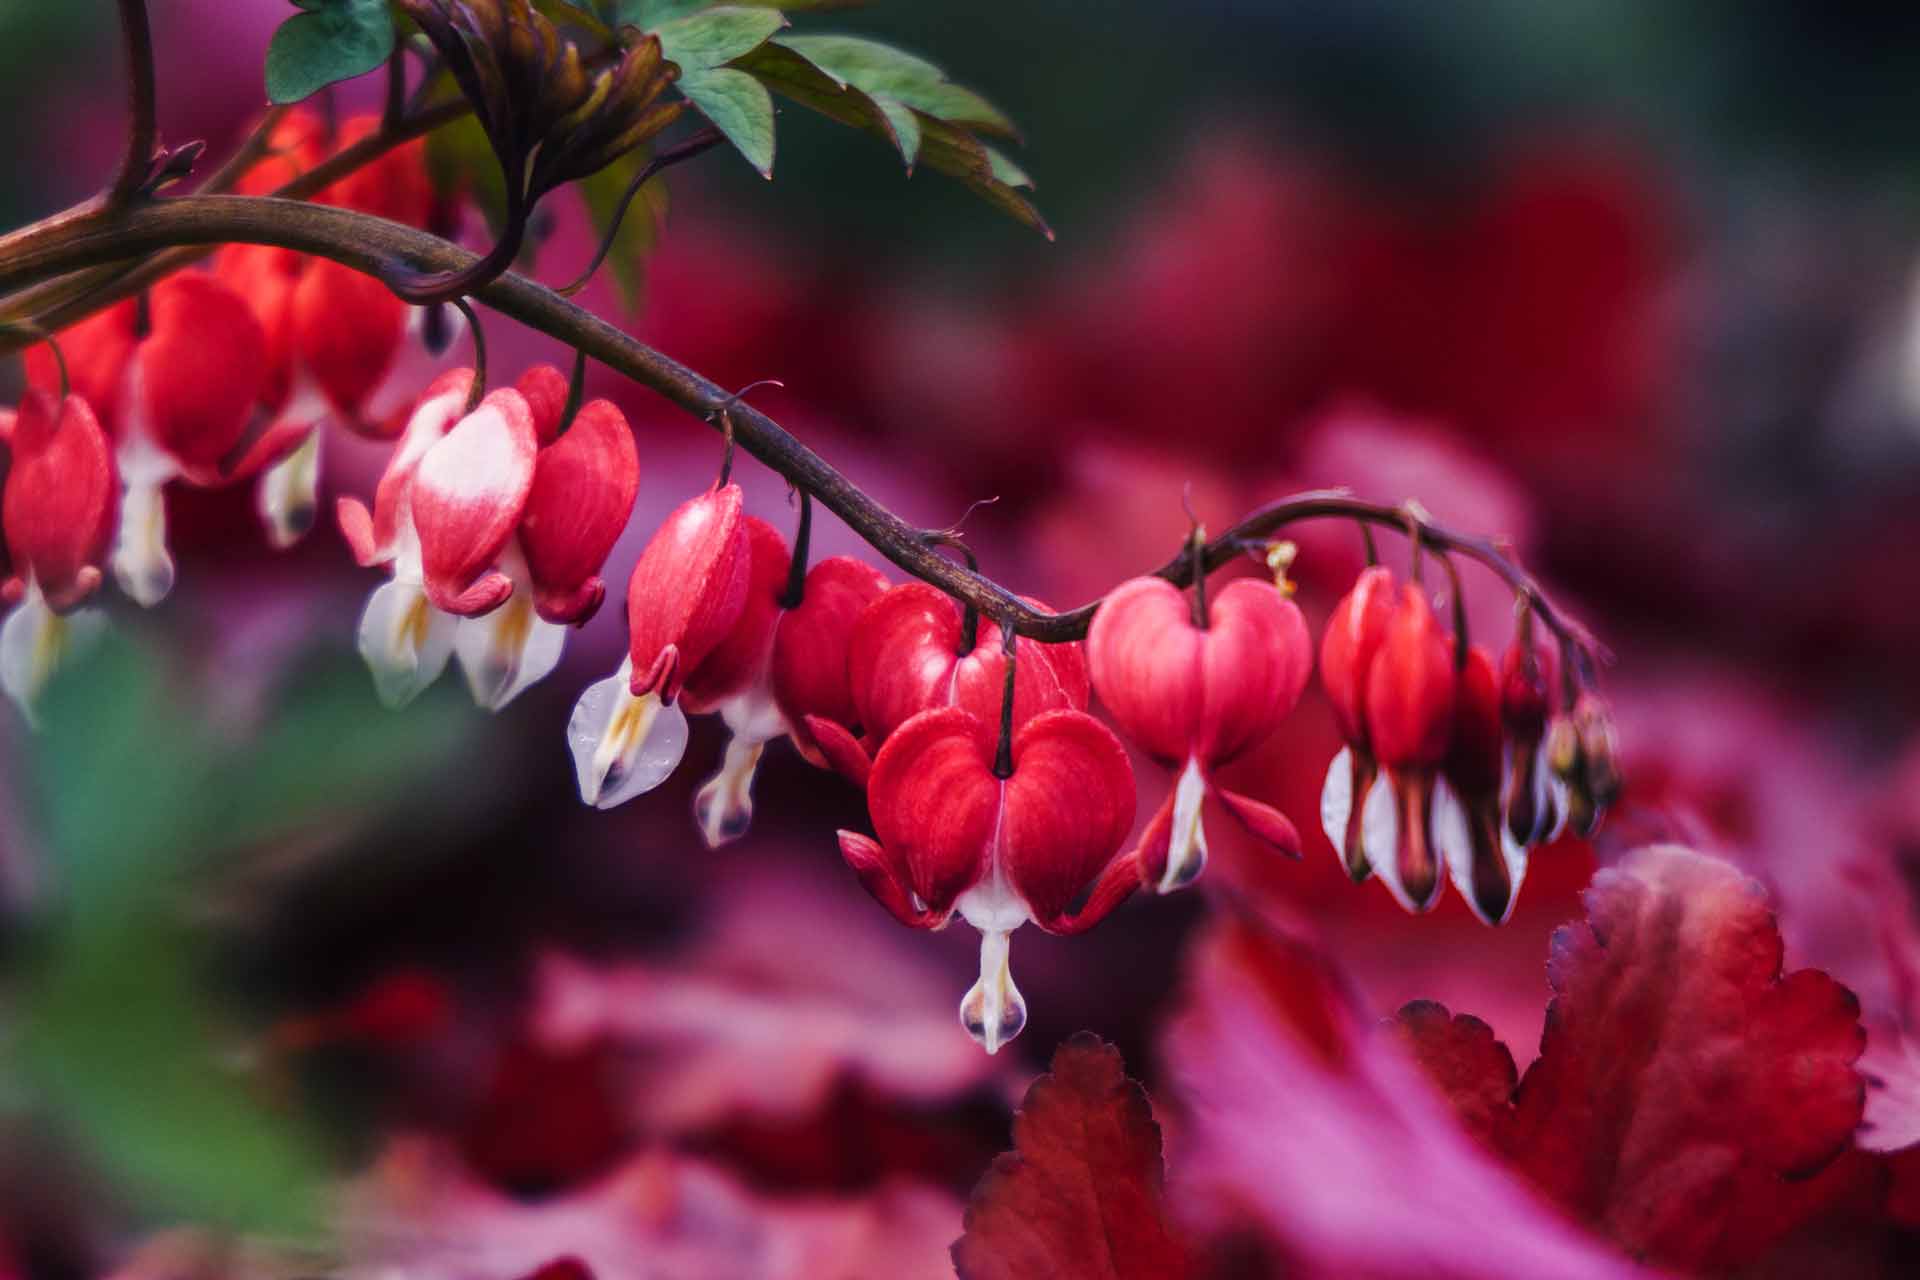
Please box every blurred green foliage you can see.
[2,631,466,1237]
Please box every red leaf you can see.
[952,1033,1190,1280]
[1393,844,1868,1271]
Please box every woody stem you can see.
[107,0,157,210]
[0,195,1601,669]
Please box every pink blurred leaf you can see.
[951,1033,1191,1280]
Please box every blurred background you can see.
[5,1,1920,1275]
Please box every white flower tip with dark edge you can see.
[1434,780,1525,926]
[958,928,1027,1055]
[0,586,105,725]
[258,428,323,551]
[358,577,456,709]
[693,734,767,849]
[1160,754,1210,893]
[568,655,689,810]
[453,582,566,712]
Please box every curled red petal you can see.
[1319,564,1395,748]
[680,514,790,713]
[1215,784,1302,857]
[837,829,943,929]
[1002,708,1137,925]
[3,390,117,612]
[138,273,267,472]
[863,706,1000,922]
[801,713,874,786]
[625,483,750,703]
[412,389,538,617]
[520,398,638,624]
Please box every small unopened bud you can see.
[1572,694,1621,809]
[1265,539,1299,597]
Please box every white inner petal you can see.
[453,546,564,711]
[1160,754,1210,893]
[1320,744,1354,858]
[357,578,456,709]
[568,656,689,809]
[1361,770,1422,912]
[111,432,179,609]
[258,427,323,551]
[1433,776,1485,920]
[957,928,1027,1056]
[693,734,766,849]
[0,586,97,725]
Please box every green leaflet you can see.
[263,0,394,104]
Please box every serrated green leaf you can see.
[578,147,672,313]
[680,67,776,178]
[771,34,1017,137]
[653,7,786,72]
[263,0,395,105]
[868,92,920,167]
[732,42,1048,235]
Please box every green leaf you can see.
[18,923,330,1234]
[868,93,921,167]
[577,146,672,313]
[772,34,1017,137]
[679,67,776,178]
[985,144,1034,190]
[263,0,395,105]
[621,0,859,24]
[732,42,1048,235]
[652,6,786,72]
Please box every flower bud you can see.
[1318,566,1395,880]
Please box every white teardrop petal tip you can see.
[569,659,689,810]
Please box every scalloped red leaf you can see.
[952,1033,1191,1280]
[1392,844,1868,1271]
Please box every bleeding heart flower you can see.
[0,390,118,719]
[810,582,1090,786]
[1086,573,1313,893]
[342,367,636,713]
[681,515,792,848]
[1365,584,1460,911]
[1317,565,1395,880]
[26,273,267,608]
[837,705,1138,1054]
[1499,635,1565,849]
[502,385,640,624]
[1320,577,1460,912]
[568,483,750,810]
[1440,644,1528,924]
[214,112,449,549]
[336,370,477,708]
[686,538,892,849]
